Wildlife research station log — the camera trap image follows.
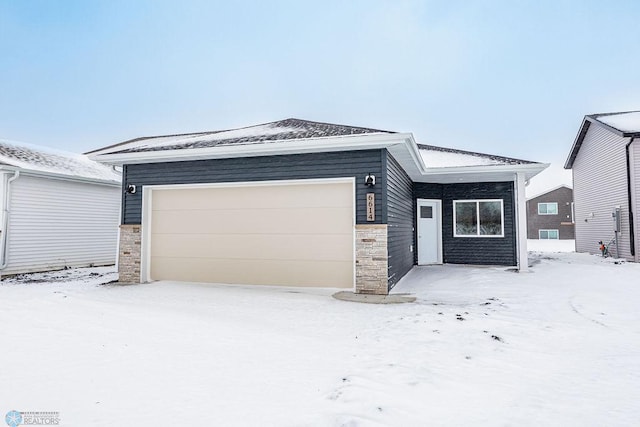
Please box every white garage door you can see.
[146,179,354,288]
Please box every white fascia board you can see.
[413,163,549,183]
[0,166,121,187]
[90,133,414,165]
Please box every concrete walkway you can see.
[332,291,416,304]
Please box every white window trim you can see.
[539,229,559,240]
[453,199,505,238]
[537,202,558,215]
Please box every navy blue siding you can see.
[384,151,414,289]
[414,182,516,266]
[122,150,385,225]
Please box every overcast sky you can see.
[1,1,639,194]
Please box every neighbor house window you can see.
[453,199,504,237]
[538,202,558,215]
[539,229,559,239]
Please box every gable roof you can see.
[565,111,640,169]
[88,118,548,184]
[87,118,393,156]
[0,139,121,184]
[418,144,536,168]
[526,184,572,201]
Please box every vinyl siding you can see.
[384,151,414,289]
[122,150,385,225]
[414,182,516,266]
[526,187,575,239]
[3,175,120,275]
[572,125,633,259]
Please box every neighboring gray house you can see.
[565,111,640,261]
[0,139,122,276]
[88,118,547,295]
[526,185,575,239]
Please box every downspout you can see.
[0,170,20,270]
[626,137,635,256]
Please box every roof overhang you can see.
[88,132,415,165]
[410,163,549,184]
[0,165,121,186]
[89,131,547,184]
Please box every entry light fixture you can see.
[364,174,375,187]
[126,184,137,194]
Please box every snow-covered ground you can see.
[527,238,575,253]
[1,252,639,426]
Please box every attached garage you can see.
[141,178,355,288]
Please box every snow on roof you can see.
[0,139,121,183]
[89,118,393,155]
[526,184,572,201]
[418,144,536,168]
[593,111,640,133]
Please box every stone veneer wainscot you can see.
[118,224,141,283]
[355,224,389,295]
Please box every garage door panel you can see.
[152,183,353,211]
[148,180,354,288]
[151,207,353,235]
[150,233,353,261]
[150,257,353,288]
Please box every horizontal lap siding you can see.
[123,150,384,225]
[384,151,414,289]
[413,182,516,266]
[526,186,575,239]
[573,125,633,259]
[443,182,516,265]
[5,175,120,275]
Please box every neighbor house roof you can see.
[88,118,548,184]
[565,111,640,169]
[0,139,121,184]
[526,184,572,201]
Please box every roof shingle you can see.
[89,118,394,155]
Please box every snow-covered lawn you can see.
[527,238,575,253]
[1,252,639,426]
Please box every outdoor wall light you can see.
[126,184,137,194]
[364,174,375,187]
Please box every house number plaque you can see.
[366,193,375,221]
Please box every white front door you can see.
[417,199,442,265]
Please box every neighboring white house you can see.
[565,111,640,261]
[0,139,121,276]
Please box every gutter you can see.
[0,166,120,187]
[626,137,636,256]
[0,171,20,270]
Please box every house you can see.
[0,139,121,276]
[88,118,547,294]
[565,111,640,261]
[526,185,575,240]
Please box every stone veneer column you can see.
[355,224,389,295]
[119,224,142,283]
